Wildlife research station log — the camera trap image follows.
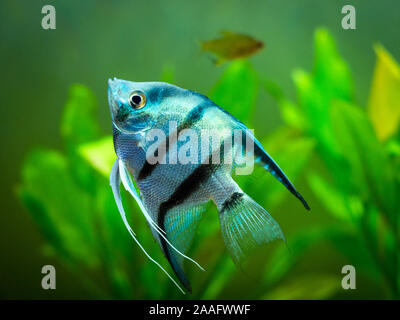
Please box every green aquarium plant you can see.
[263,28,400,299]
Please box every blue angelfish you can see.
[108,78,309,293]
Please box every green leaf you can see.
[326,224,381,280]
[313,28,353,102]
[263,274,341,300]
[307,172,350,221]
[18,150,100,268]
[262,78,307,131]
[61,84,100,149]
[210,60,258,124]
[262,78,285,102]
[263,226,380,288]
[330,101,397,219]
[292,28,353,162]
[61,84,102,193]
[368,44,400,141]
[292,68,341,159]
[92,185,138,299]
[78,136,115,178]
[263,227,326,286]
[200,255,236,299]
[279,99,307,131]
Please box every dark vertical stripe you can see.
[220,192,244,213]
[158,164,216,220]
[157,139,225,291]
[158,133,228,220]
[137,104,209,180]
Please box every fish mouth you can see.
[108,77,120,121]
[108,77,119,101]
[108,77,118,90]
[108,77,129,131]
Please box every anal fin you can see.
[162,203,207,293]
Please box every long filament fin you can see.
[118,160,205,272]
[110,159,185,294]
[118,160,166,235]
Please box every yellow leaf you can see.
[368,44,400,141]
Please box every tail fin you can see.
[218,192,285,263]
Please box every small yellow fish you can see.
[201,31,264,65]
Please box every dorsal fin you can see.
[223,109,310,210]
[251,135,310,210]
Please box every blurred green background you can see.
[0,0,399,299]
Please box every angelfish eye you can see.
[129,91,147,109]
